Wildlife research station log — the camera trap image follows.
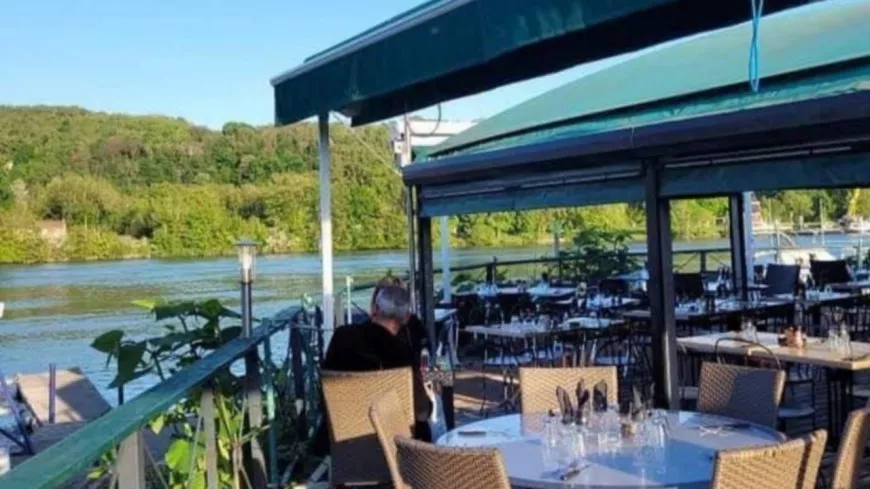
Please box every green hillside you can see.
[0,106,864,264]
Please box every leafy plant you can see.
[89,300,269,489]
[548,227,638,284]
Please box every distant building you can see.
[38,219,67,245]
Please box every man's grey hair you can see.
[373,285,410,320]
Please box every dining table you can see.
[679,331,870,444]
[438,411,784,488]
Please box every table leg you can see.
[825,368,854,446]
[441,386,455,430]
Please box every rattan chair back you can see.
[321,368,414,485]
[711,433,814,489]
[395,436,511,489]
[698,362,785,428]
[798,430,829,489]
[831,407,870,489]
[369,390,413,489]
[518,366,618,414]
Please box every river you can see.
[0,233,866,403]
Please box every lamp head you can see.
[236,239,257,283]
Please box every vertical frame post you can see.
[417,209,437,355]
[117,431,146,489]
[318,113,335,347]
[729,194,749,301]
[644,162,678,409]
[440,216,452,303]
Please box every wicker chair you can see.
[518,366,618,414]
[395,436,511,489]
[697,362,786,428]
[711,430,824,489]
[369,391,413,489]
[321,368,414,486]
[830,407,870,489]
[799,430,829,489]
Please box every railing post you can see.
[699,251,708,274]
[291,325,307,439]
[117,431,146,489]
[244,350,267,488]
[201,386,219,489]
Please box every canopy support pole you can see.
[416,203,437,356]
[318,113,334,347]
[440,217,452,301]
[729,194,749,300]
[644,162,678,409]
[743,192,755,285]
[400,115,417,311]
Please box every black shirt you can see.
[314,316,431,454]
[323,317,431,422]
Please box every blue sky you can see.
[0,0,608,129]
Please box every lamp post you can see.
[237,239,256,337]
[236,239,268,487]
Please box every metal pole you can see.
[345,276,353,324]
[241,275,266,488]
[417,211,437,361]
[644,162,678,410]
[743,192,755,283]
[728,194,748,300]
[401,114,417,311]
[440,216,452,302]
[318,114,335,347]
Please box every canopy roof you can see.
[428,0,870,157]
[271,0,812,126]
[404,0,870,217]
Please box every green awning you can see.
[429,0,870,157]
[405,1,870,217]
[271,0,814,126]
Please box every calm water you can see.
[0,233,866,403]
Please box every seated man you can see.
[319,283,432,447]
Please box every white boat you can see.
[0,302,4,319]
[844,218,870,234]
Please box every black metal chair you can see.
[810,259,852,287]
[764,264,800,296]
[674,273,705,300]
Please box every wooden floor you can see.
[449,365,870,488]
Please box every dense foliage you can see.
[1,106,868,264]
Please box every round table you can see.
[437,411,783,489]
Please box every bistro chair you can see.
[674,272,705,300]
[764,264,801,296]
[518,366,618,414]
[395,436,512,489]
[710,430,826,489]
[321,368,414,486]
[830,407,870,489]
[697,361,785,429]
[811,259,852,287]
[369,391,412,489]
[676,342,700,409]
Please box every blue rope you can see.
[749,0,765,93]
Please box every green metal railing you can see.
[0,306,321,489]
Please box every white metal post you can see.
[440,216,451,301]
[743,192,755,281]
[318,114,335,347]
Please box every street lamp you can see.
[237,239,257,337]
